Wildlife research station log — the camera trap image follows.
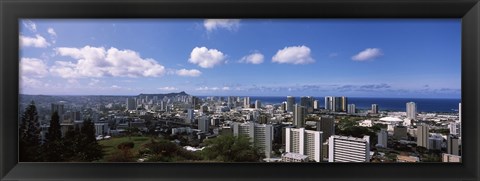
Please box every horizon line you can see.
[19,93,461,100]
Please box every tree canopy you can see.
[43,111,64,162]
[19,101,42,162]
[201,135,263,162]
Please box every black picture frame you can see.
[1,0,479,180]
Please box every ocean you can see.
[202,96,461,113]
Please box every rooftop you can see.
[379,117,403,122]
[331,135,369,142]
[282,152,308,160]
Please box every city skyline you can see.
[20,19,461,98]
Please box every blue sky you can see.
[19,19,461,98]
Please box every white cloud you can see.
[272,45,315,65]
[47,28,57,36]
[176,69,202,77]
[22,20,37,32]
[20,75,43,88]
[19,35,50,48]
[49,61,80,79]
[47,28,57,44]
[88,79,101,86]
[204,19,241,32]
[20,58,48,78]
[352,48,383,61]
[51,46,166,78]
[188,47,226,68]
[196,86,216,91]
[158,86,178,91]
[196,86,232,91]
[111,85,121,89]
[239,52,264,64]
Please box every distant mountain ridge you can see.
[137,91,189,99]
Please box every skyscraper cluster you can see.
[324,96,348,112]
[300,96,315,113]
[233,122,273,158]
[282,96,375,162]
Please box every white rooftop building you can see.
[285,127,323,162]
[358,120,373,127]
[378,117,404,131]
[328,135,370,162]
[281,152,309,162]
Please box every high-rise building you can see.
[300,96,309,107]
[447,135,459,155]
[324,96,346,112]
[393,126,408,140]
[198,116,209,133]
[159,101,166,111]
[324,96,334,111]
[191,96,199,109]
[203,104,210,113]
[258,114,268,124]
[458,103,462,138]
[316,116,335,143]
[376,129,388,148]
[126,98,136,110]
[70,111,82,122]
[340,96,348,112]
[449,122,461,136]
[51,102,65,122]
[347,104,356,114]
[281,125,295,145]
[406,102,417,120]
[251,111,260,122]
[187,109,194,124]
[51,102,65,116]
[334,97,342,112]
[293,104,305,128]
[459,103,461,122]
[286,96,295,113]
[94,123,109,136]
[285,127,323,162]
[428,136,443,150]
[136,98,142,107]
[244,97,250,108]
[255,100,261,109]
[371,104,379,114]
[328,135,370,162]
[233,122,273,158]
[416,124,429,148]
[281,101,287,111]
[313,100,320,110]
[300,96,314,113]
[227,96,235,108]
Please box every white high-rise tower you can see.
[406,102,417,120]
